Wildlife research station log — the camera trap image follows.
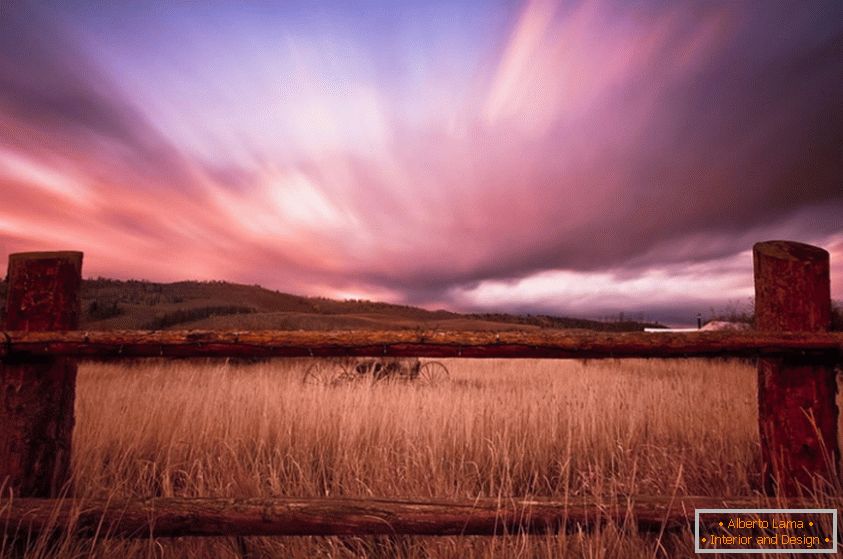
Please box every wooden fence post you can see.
[754,240,838,495]
[0,251,82,497]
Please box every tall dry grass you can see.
[1,358,837,557]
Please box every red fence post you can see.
[753,240,838,495]
[0,251,83,497]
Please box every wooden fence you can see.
[1,240,842,539]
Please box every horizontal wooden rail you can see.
[1,330,842,360]
[4,496,840,538]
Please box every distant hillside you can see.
[0,277,667,331]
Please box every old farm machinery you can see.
[303,357,450,386]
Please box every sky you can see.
[1,0,841,325]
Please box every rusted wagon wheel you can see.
[417,361,450,385]
[302,360,349,386]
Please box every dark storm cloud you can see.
[342,1,843,298]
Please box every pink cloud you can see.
[1,1,840,324]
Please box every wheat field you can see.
[2,357,838,558]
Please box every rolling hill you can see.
[0,277,665,331]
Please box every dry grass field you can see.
[2,358,840,558]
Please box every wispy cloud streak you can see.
[1,1,841,323]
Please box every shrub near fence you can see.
[0,241,842,539]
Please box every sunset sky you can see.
[1,1,841,325]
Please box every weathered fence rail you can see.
[1,329,842,360]
[0,240,840,542]
[5,496,842,538]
